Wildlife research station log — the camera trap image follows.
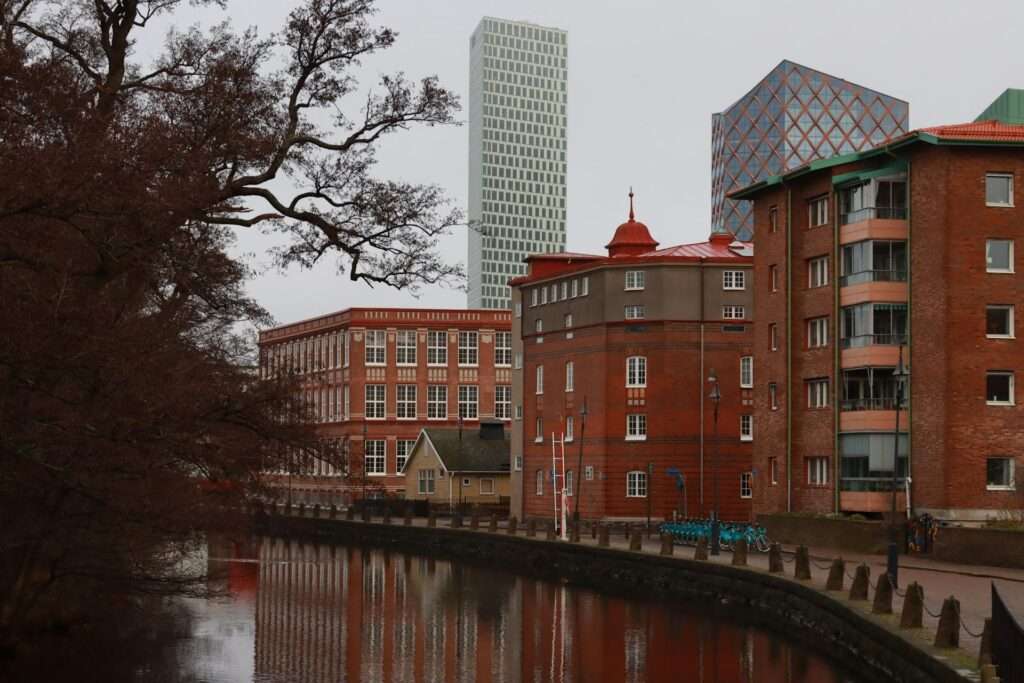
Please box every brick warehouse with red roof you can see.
[509,193,755,523]
[731,99,1024,522]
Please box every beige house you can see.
[402,420,511,509]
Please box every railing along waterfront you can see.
[992,582,1023,683]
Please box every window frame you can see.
[769,323,778,351]
[723,270,746,291]
[494,331,512,366]
[769,206,778,233]
[807,457,829,486]
[417,468,436,495]
[535,469,544,495]
[457,384,479,420]
[364,384,386,420]
[740,472,753,499]
[986,371,1015,406]
[625,270,646,291]
[808,255,829,288]
[458,331,479,367]
[395,329,417,366]
[986,305,1015,339]
[535,364,544,394]
[723,305,746,320]
[806,378,830,409]
[427,330,448,366]
[740,414,753,441]
[769,382,778,410]
[396,384,417,420]
[479,478,496,495]
[535,417,544,443]
[396,439,415,473]
[986,457,1016,491]
[495,385,512,420]
[808,195,829,227]
[985,173,1014,208]
[626,471,648,498]
[565,361,574,392]
[427,384,447,420]
[565,415,574,442]
[624,304,645,320]
[986,239,1014,274]
[626,414,647,441]
[740,356,754,388]
[364,330,386,366]
[808,316,829,348]
[364,439,386,476]
[626,356,647,388]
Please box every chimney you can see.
[479,418,505,440]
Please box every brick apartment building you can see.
[258,308,512,503]
[509,194,755,523]
[731,105,1024,521]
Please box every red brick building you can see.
[509,195,755,523]
[258,308,512,503]
[732,118,1024,522]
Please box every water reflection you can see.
[172,536,863,683]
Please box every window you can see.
[769,457,778,485]
[571,279,579,298]
[723,270,746,290]
[987,305,1015,338]
[515,302,522,318]
[582,276,589,296]
[626,471,647,498]
[986,173,1014,207]
[626,414,647,441]
[513,454,523,471]
[541,286,548,305]
[808,256,829,288]
[396,330,417,365]
[514,404,523,420]
[560,281,568,299]
[840,240,907,286]
[365,440,386,475]
[396,384,417,419]
[585,465,594,481]
[769,206,778,233]
[740,415,753,441]
[365,330,386,365]
[740,356,753,388]
[417,469,435,494]
[535,365,544,394]
[565,361,574,391]
[396,440,415,472]
[987,457,1016,490]
[740,472,753,499]
[365,384,385,419]
[987,239,1014,273]
[808,457,829,486]
[808,317,829,348]
[808,195,828,227]
[550,284,558,302]
[343,332,350,367]
[458,385,479,419]
[769,265,778,292]
[513,351,523,369]
[625,270,645,290]
[769,323,778,351]
[564,470,574,496]
[343,384,350,420]
[494,331,512,366]
[535,469,544,495]
[427,331,448,365]
[535,318,543,335]
[477,478,494,495]
[624,304,645,320]
[807,378,829,409]
[458,331,479,366]
[626,356,647,387]
[986,371,1014,405]
[564,313,573,339]
[769,382,778,410]
[427,385,447,419]
[840,303,907,347]
[531,289,539,307]
[565,415,574,442]
[723,305,745,320]
[495,385,511,420]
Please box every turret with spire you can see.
[605,188,659,257]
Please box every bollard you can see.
[452,514,463,530]
[980,663,1000,683]
[591,522,598,540]
[298,503,306,517]
[404,507,413,526]
[624,524,632,540]
[660,534,674,556]
[872,572,894,614]
[934,597,960,649]
[469,512,479,530]
[526,519,536,538]
[695,537,709,561]
[382,508,391,525]
[345,506,354,521]
[546,523,556,541]
[285,502,293,516]
[569,522,580,543]
[598,525,610,547]
[489,513,498,533]
[507,516,518,535]
[329,504,337,519]
[794,546,811,581]
[629,529,642,551]
[731,538,748,566]
[849,564,871,601]
[826,559,845,592]
[427,510,436,528]
[311,504,319,518]
[361,507,370,523]
[900,582,924,629]
[768,543,783,573]
[978,618,993,668]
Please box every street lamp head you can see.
[580,396,588,417]
[707,369,721,402]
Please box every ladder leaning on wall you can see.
[551,432,567,540]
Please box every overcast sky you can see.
[142,0,1024,326]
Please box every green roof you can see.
[422,426,510,473]
[976,89,1024,125]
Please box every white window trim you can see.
[427,385,447,421]
[740,472,753,499]
[457,331,479,368]
[513,454,523,471]
[395,330,417,366]
[364,440,387,477]
[986,458,1016,491]
[625,270,645,291]
[723,305,746,320]
[479,478,496,495]
[365,384,386,420]
[740,356,754,389]
[626,356,647,388]
[364,330,386,366]
[986,239,1014,274]
[723,270,746,291]
[625,414,647,441]
[740,415,753,441]
[986,305,1015,339]
[626,471,647,498]
[807,457,830,486]
[624,304,645,320]
[396,384,417,420]
[986,371,1015,406]
[565,361,574,392]
[427,331,448,367]
[986,173,1014,208]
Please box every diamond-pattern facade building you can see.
[712,60,909,240]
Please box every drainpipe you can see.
[699,257,706,513]
[786,186,793,513]
[833,185,841,514]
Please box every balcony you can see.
[839,269,907,288]
[840,206,908,225]
[840,332,905,349]
[840,396,900,411]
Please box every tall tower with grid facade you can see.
[468,17,568,310]
[712,60,908,241]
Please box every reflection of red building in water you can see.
[251,538,847,682]
[258,308,512,504]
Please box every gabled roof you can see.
[920,120,1024,143]
[406,427,510,474]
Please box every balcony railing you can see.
[839,269,908,287]
[840,333,907,349]
[840,396,906,411]
[840,477,907,492]
[840,206,908,225]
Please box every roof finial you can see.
[628,187,635,221]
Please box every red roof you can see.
[921,120,1024,142]
[605,191,659,257]
[644,238,752,259]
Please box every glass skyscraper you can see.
[712,60,909,241]
[468,17,567,310]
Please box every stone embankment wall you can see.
[259,513,969,683]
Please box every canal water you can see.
[165,536,862,683]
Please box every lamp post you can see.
[708,368,722,556]
[888,343,909,587]
[360,418,368,502]
[573,397,587,525]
